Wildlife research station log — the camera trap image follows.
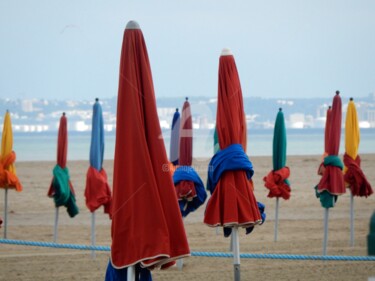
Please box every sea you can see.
[12,128,375,162]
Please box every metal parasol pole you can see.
[274,197,279,242]
[350,192,354,247]
[53,207,59,243]
[232,226,240,281]
[4,188,8,239]
[91,211,96,258]
[127,265,136,281]
[177,217,185,269]
[323,208,329,255]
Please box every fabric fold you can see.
[343,153,373,197]
[85,166,112,216]
[263,167,291,199]
[48,164,79,218]
[173,166,207,217]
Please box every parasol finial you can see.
[336,90,340,95]
[62,112,66,116]
[350,97,353,101]
[221,48,233,56]
[176,108,179,112]
[328,106,332,109]
[95,98,99,102]
[185,97,188,101]
[279,108,282,112]
[6,109,9,113]
[126,20,140,30]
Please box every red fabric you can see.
[179,100,192,166]
[318,94,345,195]
[343,153,373,197]
[47,114,75,197]
[110,25,190,269]
[175,180,196,201]
[263,167,291,200]
[324,108,332,154]
[0,151,22,191]
[85,166,112,216]
[204,53,261,228]
[0,217,2,227]
[176,100,195,200]
[57,115,67,168]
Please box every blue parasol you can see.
[170,108,180,166]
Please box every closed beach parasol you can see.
[316,91,345,255]
[174,97,207,218]
[344,98,373,246]
[47,113,79,243]
[0,110,22,238]
[169,108,180,166]
[204,48,264,281]
[105,20,190,281]
[263,108,290,242]
[85,98,112,257]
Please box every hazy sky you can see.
[1,0,374,101]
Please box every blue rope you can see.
[1,239,374,261]
[0,239,110,251]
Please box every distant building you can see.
[21,100,33,112]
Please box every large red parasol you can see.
[316,91,345,255]
[48,113,79,242]
[109,21,190,274]
[204,48,263,281]
[318,92,345,196]
[204,49,261,228]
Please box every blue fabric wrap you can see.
[105,261,152,281]
[207,144,254,195]
[90,101,104,171]
[173,166,207,217]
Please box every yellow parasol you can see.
[344,98,360,172]
[0,111,22,238]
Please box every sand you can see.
[0,154,374,281]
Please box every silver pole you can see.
[4,188,8,239]
[350,192,354,247]
[274,197,279,242]
[323,208,329,255]
[91,212,96,258]
[127,265,136,281]
[232,226,240,281]
[53,207,59,243]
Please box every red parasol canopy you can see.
[318,92,345,196]
[318,106,332,176]
[175,98,196,200]
[48,113,76,198]
[110,21,190,270]
[204,49,261,228]
[179,98,192,166]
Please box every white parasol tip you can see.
[221,48,233,56]
[126,20,140,30]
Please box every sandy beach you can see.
[0,154,374,281]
